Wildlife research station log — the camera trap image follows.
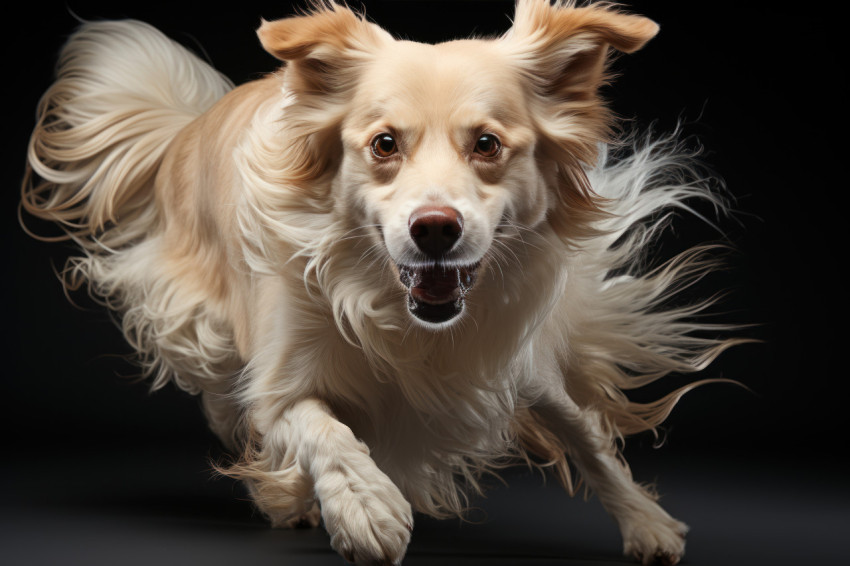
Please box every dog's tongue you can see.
[397,265,458,304]
[399,264,478,302]
[399,264,478,324]
[410,266,460,304]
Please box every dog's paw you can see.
[317,458,413,565]
[621,512,688,566]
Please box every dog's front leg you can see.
[531,387,687,566]
[275,398,413,565]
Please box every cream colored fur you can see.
[22,2,745,565]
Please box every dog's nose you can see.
[408,206,463,258]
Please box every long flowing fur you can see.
[22,4,744,564]
[22,19,237,393]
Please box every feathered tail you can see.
[21,19,232,250]
[21,20,235,392]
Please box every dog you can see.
[21,1,744,564]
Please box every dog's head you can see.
[259,1,657,328]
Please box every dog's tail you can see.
[21,19,232,252]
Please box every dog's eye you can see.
[371,134,398,158]
[474,134,501,158]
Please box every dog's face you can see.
[259,1,658,327]
[338,40,548,326]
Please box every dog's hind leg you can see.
[531,388,687,566]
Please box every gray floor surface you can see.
[2,446,846,566]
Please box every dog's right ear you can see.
[257,3,391,95]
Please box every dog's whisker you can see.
[497,221,545,255]
[355,243,385,268]
[489,252,507,287]
[492,238,523,270]
[337,225,382,243]
[488,240,522,289]
[400,316,417,345]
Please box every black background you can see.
[3,2,847,565]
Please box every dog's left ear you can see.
[503,1,658,100]
[501,1,659,241]
[502,1,658,158]
[257,4,391,95]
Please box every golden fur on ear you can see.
[502,0,659,242]
[504,0,658,152]
[257,6,387,96]
[257,3,390,64]
[251,3,393,199]
[510,0,658,55]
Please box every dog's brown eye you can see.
[371,134,398,158]
[474,134,501,158]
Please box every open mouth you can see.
[398,262,479,324]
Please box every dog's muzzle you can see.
[399,263,479,324]
[397,205,479,324]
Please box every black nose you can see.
[408,206,463,259]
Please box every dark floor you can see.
[2,445,846,566]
